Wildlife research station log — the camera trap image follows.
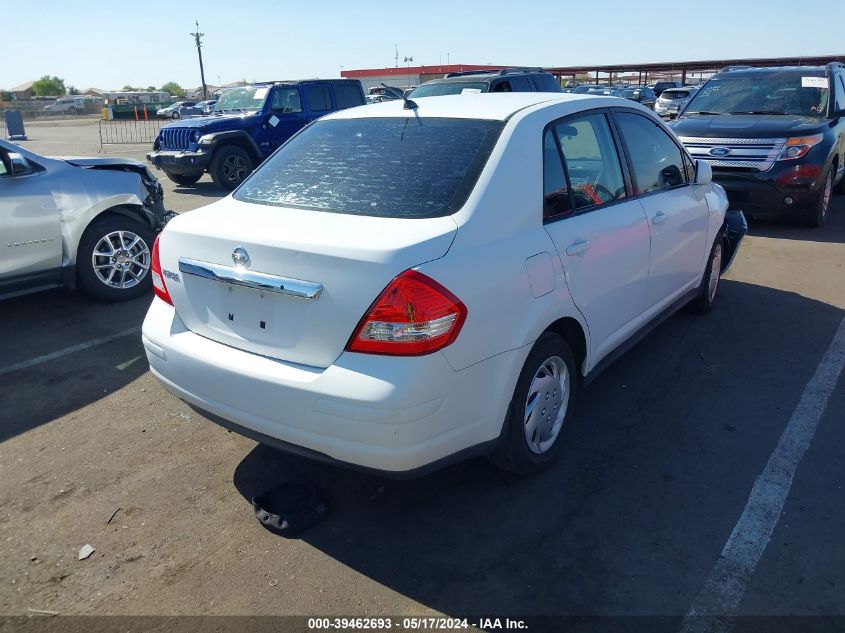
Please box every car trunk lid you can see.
[157,197,457,368]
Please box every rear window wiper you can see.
[729,111,786,115]
[685,111,721,115]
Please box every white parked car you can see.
[0,139,170,301]
[654,86,699,118]
[156,101,196,119]
[142,94,746,475]
[44,96,87,114]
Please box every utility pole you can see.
[190,20,208,100]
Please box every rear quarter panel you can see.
[428,103,592,374]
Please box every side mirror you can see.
[8,152,33,176]
[694,159,712,185]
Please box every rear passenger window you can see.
[306,85,332,112]
[334,84,363,109]
[543,130,573,219]
[552,113,627,210]
[615,111,687,194]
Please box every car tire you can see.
[165,171,202,186]
[172,111,180,119]
[76,214,155,302]
[834,164,845,195]
[804,168,832,228]
[687,237,724,315]
[210,145,253,191]
[489,332,579,475]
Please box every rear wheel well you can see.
[211,137,262,166]
[544,317,587,377]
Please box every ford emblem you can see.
[710,147,731,157]
[232,247,250,268]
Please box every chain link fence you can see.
[98,119,166,147]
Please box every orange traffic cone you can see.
[134,105,139,120]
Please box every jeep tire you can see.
[210,145,254,191]
[165,171,202,187]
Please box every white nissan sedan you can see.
[142,93,746,476]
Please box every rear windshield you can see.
[234,117,504,218]
[661,90,690,100]
[685,71,829,116]
[409,82,488,97]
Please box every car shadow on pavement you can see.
[0,289,151,442]
[170,181,228,199]
[746,196,845,243]
[232,280,845,617]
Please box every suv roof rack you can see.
[443,70,498,78]
[719,65,753,73]
[443,67,547,79]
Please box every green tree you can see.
[122,84,138,92]
[146,85,157,92]
[32,75,66,97]
[160,81,185,98]
[66,85,78,95]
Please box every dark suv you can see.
[407,68,562,98]
[147,79,365,190]
[670,63,845,226]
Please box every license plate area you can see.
[211,282,277,341]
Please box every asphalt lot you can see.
[1,117,844,625]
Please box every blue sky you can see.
[5,0,844,90]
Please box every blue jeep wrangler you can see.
[147,79,366,190]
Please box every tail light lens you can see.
[778,134,823,161]
[150,234,173,306]
[346,270,467,356]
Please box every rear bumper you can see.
[147,149,211,175]
[141,299,523,474]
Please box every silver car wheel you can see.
[708,242,723,303]
[92,230,150,290]
[524,355,570,454]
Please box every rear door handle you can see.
[652,211,668,225]
[565,239,591,256]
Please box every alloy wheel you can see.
[91,230,150,289]
[222,155,248,186]
[821,172,832,221]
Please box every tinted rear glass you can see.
[333,84,364,109]
[234,117,504,218]
[661,90,690,99]
[532,74,563,92]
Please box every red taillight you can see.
[150,234,173,306]
[346,270,467,356]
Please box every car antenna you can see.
[381,83,418,110]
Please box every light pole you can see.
[404,56,413,87]
[190,20,208,100]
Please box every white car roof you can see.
[323,93,625,122]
